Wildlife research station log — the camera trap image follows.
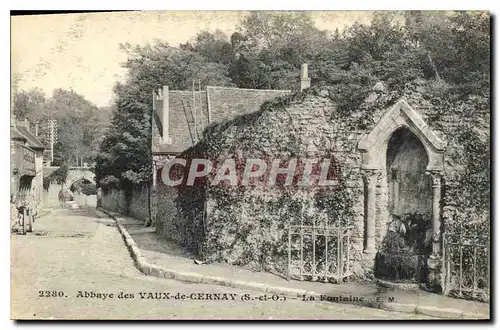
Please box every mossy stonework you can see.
[151,83,489,292]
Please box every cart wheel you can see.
[20,214,26,235]
[26,214,33,232]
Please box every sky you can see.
[11,11,373,107]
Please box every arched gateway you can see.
[358,99,447,283]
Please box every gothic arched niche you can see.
[358,99,448,284]
[358,99,447,172]
[386,127,432,219]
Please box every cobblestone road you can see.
[11,208,433,320]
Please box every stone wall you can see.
[43,182,63,208]
[129,186,149,222]
[146,80,490,286]
[168,83,489,281]
[390,90,489,233]
[152,181,190,246]
[73,192,97,208]
[101,189,127,214]
[172,91,367,276]
[100,186,149,222]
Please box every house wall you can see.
[152,87,291,154]
[152,91,208,154]
[32,151,44,204]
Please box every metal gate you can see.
[442,224,490,302]
[287,222,352,283]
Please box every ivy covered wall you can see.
[154,80,489,282]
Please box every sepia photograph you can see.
[9,9,491,320]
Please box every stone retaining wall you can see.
[101,186,149,222]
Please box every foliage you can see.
[314,11,490,119]
[70,178,97,196]
[12,88,48,121]
[43,164,69,190]
[97,175,121,191]
[375,249,424,282]
[12,87,112,166]
[94,79,152,189]
[58,190,74,202]
[454,128,490,213]
[230,12,338,90]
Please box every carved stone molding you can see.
[358,98,447,173]
[425,170,444,266]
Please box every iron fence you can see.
[442,226,490,302]
[287,223,352,283]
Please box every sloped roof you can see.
[152,86,290,155]
[16,126,46,150]
[11,126,27,142]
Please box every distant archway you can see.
[70,178,97,196]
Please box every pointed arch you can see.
[358,99,447,172]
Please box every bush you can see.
[58,190,74,202]
[70,179,97,196]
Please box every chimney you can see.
[300,63,311,92]
[21,118,30,131]
[153,86,171,144]
[162,86,171,144]
[35,122,39,136]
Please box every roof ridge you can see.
[206,86,291,93]
[169,90,207,93]
[16,126,46,149]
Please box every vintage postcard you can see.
[10,10,491,320]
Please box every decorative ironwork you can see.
[442,223,490,302]
[287,221,352,283]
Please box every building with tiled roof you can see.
[151,64,313,163]
[152,86,292,158]
[10,117,46,206]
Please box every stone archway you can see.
[358,99,447,283]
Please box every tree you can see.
[96,39,237,190]
[237,11,321,51]
[120,41,233,91]
[12,88,48,122]
[403,11,490,95]
[46,89,106,166]
[184,30,233,65]
[13,87,109,167]
[229,11,334,90]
